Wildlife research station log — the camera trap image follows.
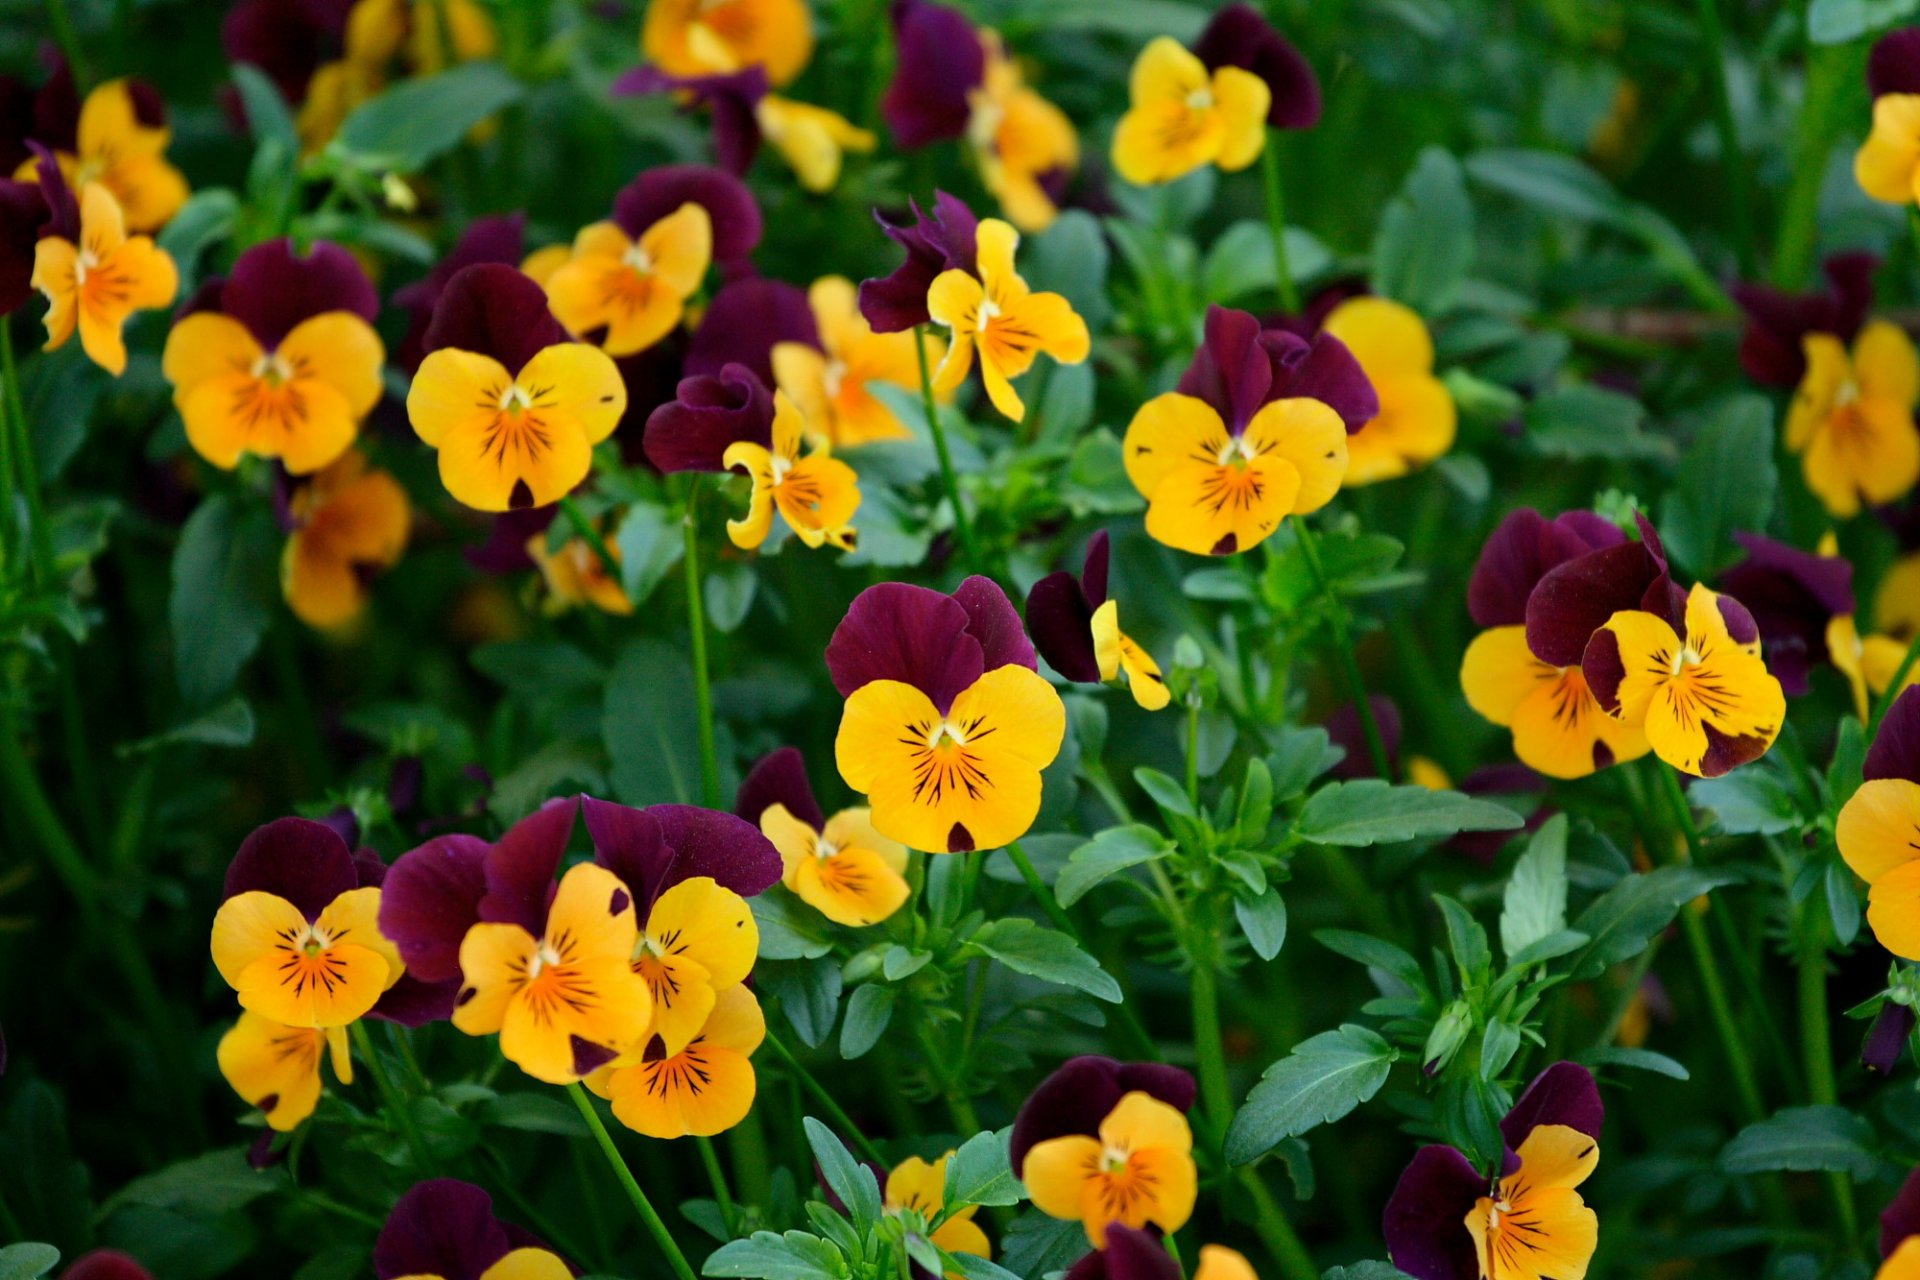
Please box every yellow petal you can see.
[1245,396,1349,515]
[281,312,387,418]
[646,876,758,993]
[790,845,911,926]
[1837,777,1920,884]
[408,348,512,448]
[1857,319,1920,409]
[1211,68,1271,171]
[1857,94,1920,205]
[1511,1124,1599,1192]
[1125,393,1229,498]
[1021,1134,1102,1221]
[216,1012,327,1132]
[1869,860,1920,960]
[478,1250,576,1280]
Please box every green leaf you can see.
[157,188,239,289]
[1827,859,1863,947]
[705,563,758,634]
[1236,757,1275,844]
[1055,825,1174,906]
[1321,1264,1414,1280]
[1657,396,1777,576]
[231,64,298,149]
[1829,716,1868,820]
[998,1212,1087,1278]
[1479,1019,1522,1079]
[965,919,1122,1001]
[0,1244,61,1280]
[1568,867,1735,979]
[1296,780,1523,847]
[1226,1025,1398,1164]
[1266,726,1344,800]
[1506,930,1589,968]
[946,1255,1024,1280]
[1372,148,1474,313]
[704,1231,847,1280]
[334,62,524,172]
[119,698,255,755]
[103,1149,283,1216]
[1718,1107,1880,1179]
[759,957,843,1044]
[602,639,700,805]
[805,1117,882,1230]
[1500,814,1569,962]
[1691,768,1803,836]
[752,894,835,962]
[1234,888,1289,961]
[474,1093,590,1138]
[1523,385,1672,462]
[838,984,895,1060]
[615,504,685,607]
[1580,1046,1691,1080]
[1315,930,1425,990]
[1023,210,1111,331]
[942,1128,1025,1210]
[1436,896,1491,981]
[171,495,278,711]
[1204,220,1334,306]
[1808,0,1920,44]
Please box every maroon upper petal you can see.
[613,67,766,178]
[479,797,579,937]
[220,237,379,350]
[736,747,826,830]
[1326,696,1404,781]
[1867,687,1920,784]
[61,1252,155,1280]
[223,0,350,109]
[1177,306,1274,434]
[584,797,782,911]
[1500,1061,1603,1146]
[1081,530,1112,607]
[1192,3,1321,130]
[1731,252,1878,389]
[28,141,75,242]
[825,581,986,713]
[423,263,572,372]
[953,575,1038,674]
[881,0,983,149]
[28,54,80,156]
[395,212,527,371]
[378,833,491,984]
[370,973,461,1027]
[1871,28,1920,99]
[612,163,763,265]
[1717,532,1855,696]
[1883,1167,1920,1257]
[859,192,979,333]
[643,362,775,473]
[0,176,49,314]
[222,817,360,919]
[1026,569,1100,684]
[1525,513,1679,667]
[1061,1225,1178,1280]
[1380,1145,1483,1280]
[373,1179,516,1280]
[1468,508,1626,629]
[685,276,818,389]
[1007,1056,1197,1173]
[1265,328,1378,432]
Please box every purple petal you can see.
[373,1179,514,1280]
[464,505,557,575]
[1871,29,1920,99]
[1884,1167,1920,1257]
[1026,569,1101,684]
[1269,330,1379,433]
[60,1253,155,1280]
[613,164,762,264]
[220,238,379,350]
[586,797,781,910]
[1326,696,1404,781]
[1193,3,1321,130]
[1716,532,1853,694]
[222,817,359,919]
[480,797,579,937]
[1525,538,1666,667]
[370,974,460,1027]
[882,0,983,149]
[953,575,1037,673]
[1063,1225,1178,1280]
[1500,1061,1603,1145]
[27,141,75,242]
[736,747,827,830]
[1468,509,1626,629]
[1732,252,1878,388]
[825,581,986,713]
[643,362,775,473]
[1177,306,1274,434]
[685,277,818,389]
[859,192,979,333]
[1867,687,1920,783]
[396,212,527,372]
[223,0,345,110]
[422,263,571,373]
[378,833,491,984]
[1381,1145,1483,1280]
[613,68,766,178]
[0,177,49,314]
[1864,1002,1915,1074]
[1081,530,1112,607]
[1008,1056,1195,1173]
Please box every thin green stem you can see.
[695,1135,739,1232]
[1188,937,1232,1138]
[560,495,621,582]
[1260,137,1301,314]
[1184,697,1201,808]
[1798,909,1862,1254]
[1236,1169,1319,1280]
[566,1082,699,1280]
[682,480,721,808]
[1691,0,1755,277]
[0,702,97,911]
[1775,45,1852,286]
[761,1029,889,1166]
[1290,517,1392,781]
[913,325,981,572]
[349,1022,435,1174]
[1872,631,1920,733]
[4,328,54,588]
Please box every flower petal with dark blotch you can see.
[858,191,979,333]
[395,212,526,371]
[222,237,379,349]
[1266,329,1378,433]
[1007,1055,1196,1172]
[953,574,1038,674]
[1026,568,1101,683]
[1731,251,1878,388]
[585,795,782,909]
[1467,508,1626,630]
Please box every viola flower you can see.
[686,276,818,387]
[1460,509,1651,779]
[614,66,875,195]
[16,76,187,232]
[886,1152,992,1264]
[373,1178,571,1280]
[545,201,712,357]
[527,524,634,616]
[928,217,1089,422]
[165,238,384,474]
[642,0,814,88]
[647,361,775,473]
[393,212,527,372]
[590,981,765,1139]
[1784,317,1920,517]
[1123,305,1364,556]
[210,817,405,1028]
[282,449,411,629]
[1717,531,1855,697]
[1839,687,1920,959]
[724,389,862,551]
[969,31,1080,232]
[1062,1224,1179,1280]
[32,181,177,375]
[612,164,765,278]
[882,2,985,150]
[860,191,979,334]
[1321,297,1457,485]
[1384,1062,1602,1280]
[1190,4,1322,131]
[1027,531,1170,711]
[216,1010,352,1132]
[1584,582,1785,778]
[408,264,628,511]
[1731,251,1876,388]
[1859,29,1920,208]
[738,747,910,927]
[828,578,1067,853]
[773,275,945,446]
[1012,1056,1199,1247]
[1110,36,1269,186]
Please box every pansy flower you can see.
[1110,36,1269,187]
[14,76,187,232]
[860,191,979,334]
[774,275,945,447]
[614,65,875,195]
[210,817,405,1028]
[1321,297,1457,485]
[1061,1224,1179,1280]
[725,388,862,551]
[1859,30,1920,208]
[1460,509,1651,779]
[1882,1164,1920,1279]
[1583,581,1785,778]
[1731,251,1876,388]
[611,163,765,278]
[1839,687,1920,960]
[545,199,712,358]
[216,1010,352,1132]
[164,238,383,474]
[882,2,985,150]
[642,0,814,88]
[393,212,527,372]
[1011,1055,1199,1248]
[1027,531,1170,710]
[32,179,176,375]
[1383,1062,1602,1280]
[686,275,817,387]
[828,578,1067,854]
[281,449,411,629]
[408,264,628,511]
[1716,531,1855,699]
[928,217,1089,423]
[1123,305,1367,556]
[1190,4,1322,131]
[591,982,767,1139]
[886,1152,992,1265]
[372,1178,571,1280]
[1783,315,1920,517]
[527,524,634,616]
[647,360,775,474]
[737,747,910,927]
[351,0,499,77]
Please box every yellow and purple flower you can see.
[545,183,715,357]
[10,72,187,232]
[724,388,861,551]
[1785,314,1920,518]
[1189,4,1322,132]
[1717,531,1857,698]
[1027,531,1170,711]
[32,175,176,375]
[373,1179,572,1280]
[642,0,814,88]
[1111,37,1269,187]
[1321,297,1457,485]
[774,275,946,447]
[860,191,979,335]
[614,65,875,194]
[216,1011,352,1133]
[1858,29,1920,208]
[927,216,1089,423]
[281,448,411,629]
[645,360,776,473]
[738,747,910,927]
[1839,687,1920,960]
[393,212,530,372]
[1731,251,1877,389]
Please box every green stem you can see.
[761,1029,889,1166]
[349,1022,435,1174]
[696,1134,739,1232]
[1260,136,1301,314]
[1084,762,1134,825]
[1290,517,1393,781]
[0,702,97,911]
[1188,939,1232,1137]
[1872,630,1920,733]
[1006,839,1159,1058]
[1798,910,1862,1253]
[1236,1169,1319,1280]
[1774,44,1852,286]
[566,1082,699,1280]
[1184,697,1201,808]
[3,328,54,588]
[682,480,721,808]
[913,325,982,573]
[1691,0,1755,277]
[560,495,622,582]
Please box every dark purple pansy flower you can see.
[1007,1055,1197,1173]
[0,175,49,314]
[1383,1063,1602,1280]
[222,0,352,114]
[422,263,571,373]
[1717,533,1855,696]
[613,66,767,178]
[859,191,979,333]
[684,276,818,387]
[347,845,460,1027]
[1467,508,1626,630]
[1178,305,1377,435]
[463,503,557,575]
[373,1179,566,1280]
[1526,512,1684,668]
[1867,687,1920,784]
[826,577,1037,716]
[581,795,781,914]
[26,140,75,243]
[1865,1001,1916,1073]
[613,163,763,271]
[1191,3,1321,130]
[61,1252,155,1280]
[881,0,984,150]
[0,54,80,170]
[737,746,827,830]
[1062,1225,1178,1280]
[223,816,360,919]
[394,213,526,372]
[1884,1167,1920,1258]
[1731,252,1876,389]
[1326,695,1403,781]
[643,361,774,473]
[1026,530,1117,683]
[1871,29,1920,99]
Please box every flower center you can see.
[249,350,295,388]
[1186,85,1215,111]
[623,241,656,275]
[1669,644,1704,677]
[770,453,795,485]
[929,720,968,750]
[525,940,563,980]
[823,359,848,400]
[499,383,534,414]
[1214,436,1255,467]
[1835,377,1861,409]
[73,248,99,286]
[1101,1145,1132,1176]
